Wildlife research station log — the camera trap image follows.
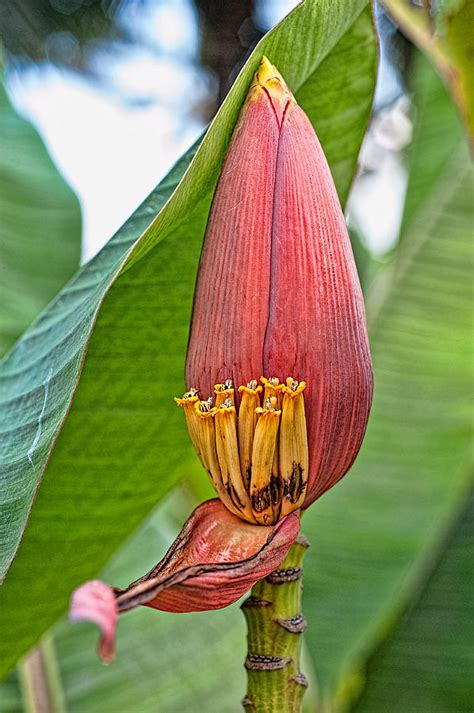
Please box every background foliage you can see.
[0,67,81,356]
[0,1,472,711]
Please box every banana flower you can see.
[70,57,373,661]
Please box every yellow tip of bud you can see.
[256,56,284,86]
[250,56,294,120]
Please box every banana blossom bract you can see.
[70,58,373,661]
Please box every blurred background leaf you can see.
[301,52,473,711]
[0,64,81,356]
[353,490,474,713]
[380,0,474,145]
[0,0,376,678]
[0,491,247,713]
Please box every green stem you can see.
[241,533,310,712]
[18,638,65,713]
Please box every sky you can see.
[5,0,409,263]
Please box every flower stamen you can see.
[261,376,284,410]
[214,380,235,407]
[174,390,202,465]
[251,399,281,525]
[238,381,262,491]
[193,399,244,519]
[177,376,308,525]
[279,378,308,516]
[214,398,255,522]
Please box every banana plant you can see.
[0,0,472,711]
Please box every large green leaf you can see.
[353,491,474,713]
[0,78,81,355]
[0,1,376,676]
[300,56,473,709]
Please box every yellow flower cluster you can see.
[176,377,308,525]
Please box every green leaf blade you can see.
[353,492,474,713]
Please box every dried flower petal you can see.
[70,500,300,660]
[70,580,118,663]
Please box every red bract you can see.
[187,58,373,506]
[70,57,372,660]
[71,501,300,660]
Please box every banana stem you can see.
[241,533,310,712]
